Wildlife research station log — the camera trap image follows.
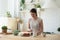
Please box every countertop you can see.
[0,34,60,40]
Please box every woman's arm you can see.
[28,19,32,32]
[39,19,43,33]
[28,20,30,29]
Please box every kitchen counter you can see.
[0,34,60,40]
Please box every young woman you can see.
[28,8,43,36]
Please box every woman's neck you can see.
[33,16,38,20]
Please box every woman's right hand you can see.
[27,29,32,32]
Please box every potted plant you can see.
[57,27,60,32]
[57,27,60,34]
[6,11,11,17]
[13,30,20,36]
[34,3,41,8]
[20,0,26,10]
[2,26,8,34]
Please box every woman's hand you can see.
[27,29,32,32]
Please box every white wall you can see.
[0,0,8,16]
[40,0,60,8]
[8,0,20,18]
[41,8,60,33]
[8,0,15,17]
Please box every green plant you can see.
[57,27,60,32]
[13,30,20,36]
[2,26,7,30]
[21,0,25,5]
[2,26,8,33]
[20,0,25,10]
[31,0,34,3]
[6,11,11,17]
[34,4,41,8]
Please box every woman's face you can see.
[30,12,37,18]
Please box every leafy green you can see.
[2,26,7,29]
[13,30,20,36]
[57,27,60,32]
[34,4,41,8]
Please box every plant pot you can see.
[2,29,7,34]
[13,30,19,36]
[14,33,18,36]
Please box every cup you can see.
[41,32,46,37]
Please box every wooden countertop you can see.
[0,34,60,40]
